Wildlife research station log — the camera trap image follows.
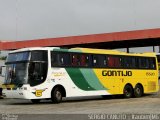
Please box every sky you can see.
[0,0,160,41]
[0,0,160,57]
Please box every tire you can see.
[134,84,143,98]
[123,85,133,98]
[51,87,62,103]
[31,99,41,104]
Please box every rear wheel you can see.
[123,85,133,98]
[51,87,62,103]
[31,99,41,104]
[134,84,143,97]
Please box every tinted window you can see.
[123,57,137,68]
[138,57,150,69]
[59,53,71,66]
[92,55,107,67]
[28,62,47,86]
[31,51,48,62]
[80,54,90,67]
[51,53,59,66]
[72,54,80,66]
[149,58,156,69]
[108,56,122,68]
[51,51,156,70]
[51,52,71,67]
[6,52,30,63]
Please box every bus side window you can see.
[123,57,136,68]
[92,55,98,67]
[51,52,71,67]
[80,54,90,67]
[59,53,71,66]
[98,55,107,67]
[72,54,80,66]
[108,56,122,68]
[31,51,48,61]
[108,56,114,67]
[114,57,122,68]
[51,53,58,67]
[139,57,150,69]
[149,58,156,69]
[92,55,107,68]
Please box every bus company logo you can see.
[32,88,47,97]
[52,72,66,77]
[102,70,132,77]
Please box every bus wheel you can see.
[123,85,133,98]
[31,99,41,104]
[134,84,143,97]
[51,87,62,103]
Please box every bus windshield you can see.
[4,63,28,86]
[4,52,30,86]
[4,50,48,87]
[6,52,30,63]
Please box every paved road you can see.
[0,93,160,114]
[0,80,160,120]
[0,93,160,120]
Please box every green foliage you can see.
[0,56,7,60]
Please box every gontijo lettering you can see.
[102,70,132,76]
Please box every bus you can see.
[2,47,159,103]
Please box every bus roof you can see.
[9,47,60,53]
[71,48,156,57]
[9,47,156,57]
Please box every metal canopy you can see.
[0,28,160,50]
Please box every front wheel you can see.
[51,87,62,103]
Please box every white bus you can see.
[2,47,159,103]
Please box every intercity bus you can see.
[2,47,159,103]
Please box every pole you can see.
[126,48,129,53]
[153,46,155,52]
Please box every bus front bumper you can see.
[2,89,33,99]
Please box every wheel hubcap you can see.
[56,91,62,100]
[136,88,140,94]
[125,89,130,96]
